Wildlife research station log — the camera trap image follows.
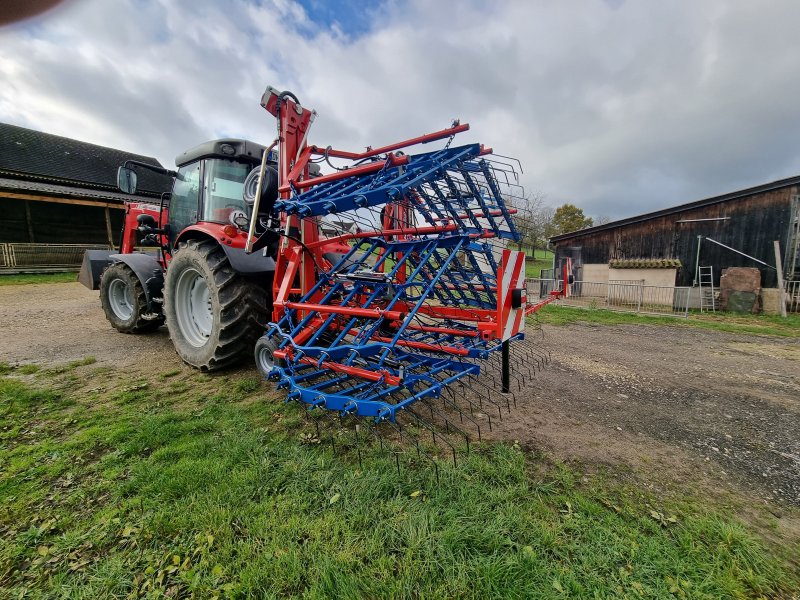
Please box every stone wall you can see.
[607,267,678,288]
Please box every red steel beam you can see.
[274,351,401,386]
[306,224,457,249]
[279,153,408,193]
[311,123,470,161]
[429,208,518,222]
[284,302,405,321]
[404,324,480,338]
[416,305,496,322]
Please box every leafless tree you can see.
[510,192,554,253]
[594,215,612,226]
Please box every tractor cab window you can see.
[168,163,201,247]
[201,159,251,224]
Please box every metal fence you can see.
[786,281,800,313]
[527,278,693,317]
[0,243,110,272]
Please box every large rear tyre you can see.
[164,239,268,371]
[99,262,163,333]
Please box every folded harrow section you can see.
[259,142,536,422]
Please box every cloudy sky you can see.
[1,0,799,220]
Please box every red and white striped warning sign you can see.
[497,249,527,341]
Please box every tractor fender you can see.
[109,252,165,313]
[220,245,276,274]
[176,225,276,274]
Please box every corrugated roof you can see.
[0,177,158,204]
[550,174,800,243]
[0,122,173,197]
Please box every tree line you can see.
[512,194,608,253]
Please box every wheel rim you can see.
[174,267,213,347]
[256,340,277,374]
[108,277,134,321]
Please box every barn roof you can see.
[550,173,800,243]
[0,122,173,199]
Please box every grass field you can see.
[532,304,800,338]
[525,249,553,279]
[0,272,78,286]
[1,359,796,597]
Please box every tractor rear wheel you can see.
[164,239,267,371]
[100,262,163,333]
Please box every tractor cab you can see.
[117,139,280,254]
[169,139,279,249]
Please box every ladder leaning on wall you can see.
[698,266,716,313]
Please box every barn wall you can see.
[0,199,30,242]
[553,186,795,288]
[0,198,125,246]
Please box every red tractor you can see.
[79,135,286,369]
[80,89,330,370]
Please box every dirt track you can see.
[495,323,800,508]
[2,281,799,523]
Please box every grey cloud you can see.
[1,0,799,220]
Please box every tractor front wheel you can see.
[100,262,163,333]
[164,239,267,371]
[254,335,286,378]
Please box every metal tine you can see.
[483,355,520,400]
[452,377,484,413]
[458,374,499,415]
[469,372,512,414]
[437,391,482,442]
[442,381,484,427]
[366,422,404,478]
[490,354,530,396]
[463,375,501,426]
[419,398,472,454]
[521,346,541,372]
[352,420,363,470]
[384,418,441,485]
[504,358,525,395]
[312,405,341,456]
[528,346,551,367]
[406,407,458,467]
[452,378,481,411]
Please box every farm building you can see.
[549,176,800,296]
[0,123,172,272]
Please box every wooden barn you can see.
[0,123,172,272]
[550,176,800,291]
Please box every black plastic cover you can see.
[175,139,272,168]
[511,288,525,309]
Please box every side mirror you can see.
[136,214,157,228]
[117,166,138,194]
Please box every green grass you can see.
[533,304,800,337]
[525,249,553,279]
[0,272,78,286]
[0,362,796,598]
